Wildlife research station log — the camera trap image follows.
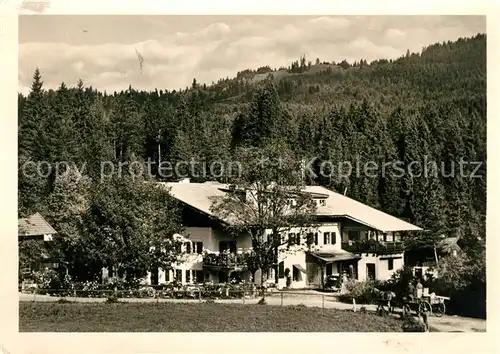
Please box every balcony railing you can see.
[341,240,404,255]
[203,252,250,269]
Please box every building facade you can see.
[104,181,421,288]
[18,212,59,274]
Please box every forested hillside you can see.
[18,34,486,249]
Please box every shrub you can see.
[138,286,156,298]
[426,254,486,318]
[402,316,426,332]
[73,280,101,297]
[338,280,379,304]
[106,295,122,303]
[32,269,59,290]
[56,298,75,304]
[384,266,415,295]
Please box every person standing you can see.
[416,279,423,298]
[340,271,348,294]
[407,280,415,300]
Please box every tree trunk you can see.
[260,268,266,299]
[273,231,279,284]
[274,248,279,284]
[433,244,439,274]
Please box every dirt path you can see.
[427,315,486,332]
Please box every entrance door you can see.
[151,268,159,285]
[326,263,333,276]
[366,263,376,280]
[218,271,228,283]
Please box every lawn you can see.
[20,302,403,332]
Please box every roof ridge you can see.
[308,185,420,230]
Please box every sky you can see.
[18,15,486,95]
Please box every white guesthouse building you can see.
[105,180,422,289]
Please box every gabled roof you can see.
[161,182,422,232]
[303,186,422,232]
[18,212,57,236]
[161,181,229,218]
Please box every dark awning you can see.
[308,251,361,263]
[293,264,307,273]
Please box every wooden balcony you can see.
[203,252,249,270]
[341,240,404,255]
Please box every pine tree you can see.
[19,68,47,160]
[243,82,281,147]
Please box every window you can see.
[175,243,182,253]
[293,267,299,281]
[348,230,360,241]
[176,269,182,282]
[324,232,331,244]
[306,233,314,245]
[195,270,204,283]
[185,270,191,283]
[326,263,333,276]
[314,233,318,245]
[388,259,394,270]
[383,233,388,242]
[194,241,203,254]
[185,242,191,254]
[278,261,285,278]
[323,232,336,245]
[288,233,297,246]
[165,270,170,282]
[319,199,326,207]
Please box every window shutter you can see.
[323,233,327,245]
[314,233,318,245]
[186,242,191,254]
[332,232,336,244]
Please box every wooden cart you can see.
[401,295,448,317]
[427,295,448,317]
[401,296,432,317]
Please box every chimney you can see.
[179,178,191,184]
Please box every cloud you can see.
[18,15,485,94]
